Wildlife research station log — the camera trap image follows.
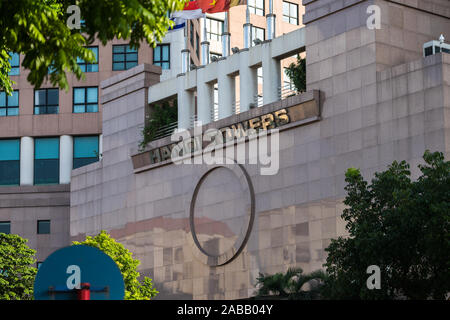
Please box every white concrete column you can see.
[20,136,34,186]
[177,75,195,130]
[59,135,73,184]
[262,42,281,105]
[239,50,258,112]
[197,69,214,124]
[218,59,235,119]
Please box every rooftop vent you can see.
[423,34,450,57]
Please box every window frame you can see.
[73,86,99,113]
[8,52,20,76]
[282,1,299,25]
[0,138,21,186]
[77,46,99,72]
[34,88,59,115]
[112,44,138,71]
[33,137,60,185]
[0,90,19,116]
[251,26,266,45]
[206,18,224,42]
[248,0,265,16]
[73,135,100,169]
[0,221,11,234]
[37,220,51,235]
[153,44,170,70]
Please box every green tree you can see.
[0,0,187,95]
[255,268,327,300]
[284,55,306,93]
[323,151,450,300]
[0,233,37,300]
[73,230,158,300]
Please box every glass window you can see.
[77,46,99,72]
[206,18,224,41]
[8,52,20,76]
[34,89,59,114]
[153,44,170,70]
[34,138,59,185]
[37,220,50,234]
[73,136,99,169]
[252,26,265,45]
[113,44,138,71]
[283,1,299,25]
[0,90,19,116]
[73,87,98,113]
[0,221,11,234]
[248,0,264,16]
[0,139,20,186]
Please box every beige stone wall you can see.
[0,185,70,264]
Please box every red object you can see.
[77,283,91,300]
[196,0,231,13]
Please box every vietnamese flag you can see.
[197,0,231,13]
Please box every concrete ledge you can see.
[0,184,70,194]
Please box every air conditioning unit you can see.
[423,35,450,57]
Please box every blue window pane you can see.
[8,91,19,106]
[87,88,97,103]
[74,88,85,103]
[74,136,99,158]
[127,53,138,61]
[154,47,161,61]
[91,47,98,62]
[113,62,124,70]
[126,62,137,69]
[46,106,58,114]
[113,46,125,53]
[7,108,18,116]
[0,92,5,107]
[162,62,170,70]
[126,46,137,53]
[74,105,85,113]
[162,46,169,60]
[35,138,59,160]
[35,90,46,105]
[9,67,20,76]
[86,104,98,113]
[114,54,125,62]
[0,161,19,186]
[0,109,6,116]
[37,220,51,234]
[0,139,20,161]
[78,64,86,72]
[34,159,59,185]
[47,89,59,105]
[0,222,11,234]
[9,53,19,66]
[86,64,98,72]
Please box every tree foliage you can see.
[284,55,306,93]
[323,151,450,299]
[0,233,37,300]
[73,230,158,300]
[0,0,187,95]
[255,268,327,300]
